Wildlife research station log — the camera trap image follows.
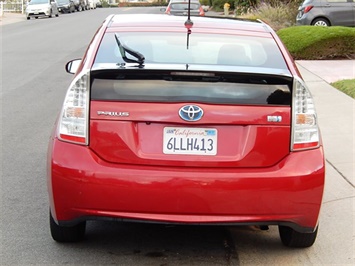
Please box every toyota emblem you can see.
[179,105,204,122]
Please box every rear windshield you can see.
[94,32,288,70]
[170,3,200,10]
[29,0,48,4]
[91,73,291,106]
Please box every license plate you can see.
[163,127,217,155]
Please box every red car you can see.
[47,13,325,247]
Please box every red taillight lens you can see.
[304,5,314,13]
[58,72,89,145]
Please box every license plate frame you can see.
[163,127,217,155]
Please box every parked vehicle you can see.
[163,0,205,16]
[88,0,96,9]
[48,14,325,248]
[72,0,86,11]
[82,0,89,10]
[57,0,75,13]
[95,0,102,7]
[296,0,355,26]
[25,0,59,19]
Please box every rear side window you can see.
[94,32,288,70]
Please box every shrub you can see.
[200,0,211,6]
[212,0,234,11]
[237,1,299,30]
[234,0,257,15]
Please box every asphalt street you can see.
[1,8,354,265]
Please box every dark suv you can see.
[296,0,355,26]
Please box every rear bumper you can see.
[296,16,311,26]
[47,137,325,233]
[26,11,50,18]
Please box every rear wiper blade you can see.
[114,34,145,66]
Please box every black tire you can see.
[279,225,318,248]
[48,9,52,18]
[55,12,59,17]
[50,210,86,242]
[27,17,30,20]
[312,18,330,26]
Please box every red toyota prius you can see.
[47,13,325,247]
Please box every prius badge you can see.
[97,111,129,117]
[179,105,203,122]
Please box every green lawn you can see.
[277,26,355,98]
[277,26,355,60]
[331,79,355,99]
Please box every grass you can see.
[331,79,355,99]
[276,26,355,98]
[277,26,355,60]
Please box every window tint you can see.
[170,3,200,10]
[91,79,291,106]
[94,32,287,70]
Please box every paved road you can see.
[1,7,354,265]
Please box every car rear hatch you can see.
[89,67,292,168]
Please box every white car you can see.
[88,0,96,9]
[26,0,59,20]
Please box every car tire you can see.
[55,12,59,17]
[279,225,318,248]
[27,17,30,20]
[312,18,330,26]
[50,210,86,242]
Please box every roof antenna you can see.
[184,0,193,50]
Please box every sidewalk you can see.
[297,60,355,83]
[0,12,24,26]
[296,61,355,188]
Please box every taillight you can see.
[304,5,313,13]
[58,71,89,145]
[199,7,205,16]
[291,77,320,151]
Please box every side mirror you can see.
[65,59,81,74]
